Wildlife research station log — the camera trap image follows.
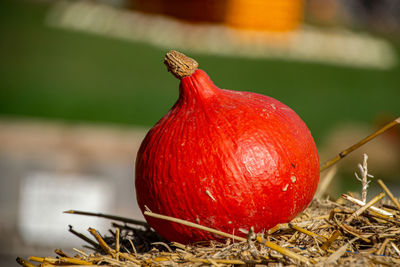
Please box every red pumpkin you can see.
[135,51,319,244]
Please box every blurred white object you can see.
[18,172,115,246]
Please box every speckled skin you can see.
[135,69,319,244]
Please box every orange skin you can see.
[135,69,319,244]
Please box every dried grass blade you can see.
[345,192,386,224]
[377,179,400,211]
[391,242,400,257]
[68,225,100,250]
[367,210,400,225]
[320,117,400,172]
[29,256,93,265]
[208,258,222,267]
[188,258,258,265]
[119,253,141,264]
[115,227,120,260]
[54,249,70,258]
[257,237,314,264]
[289,223,327,242]
[321,230,341,251]
[29,256,53,263]
[376,238,391,255]
[315,166,337,199]
[367,256,395,267]
[170,241,186,250]
[152,242,173,252]
[88,227,115,255]
[73,248,88,257]
[338,223,371,243]
[341,194,394,217]
[58,257,94,265]
[323,237,358,265]
[64,210,148,227]
[144,211,246,242]
[16,257,36,267]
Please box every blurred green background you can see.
[1,0,399,144]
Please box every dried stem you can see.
[289,223,327,242]
[115,227,120,260]
[377,179,400,211]
[73,248,88,257]
[376,238,391,255]
[321,230,341,251]
[54,249,70,258]
[256,236,314,264]
[88,227,116,255]
[29,256,92,265]
[164,50,198,79]
[64,209,148,227]
[314,165,337,199]
[144,210,244,241]
[345,192,386,224]
[68,225,101,249]
[320,117,400,172]
[354,154,372,202]
[341,193,394,217]
[322,237,358,264]
[189,258,260,265]
[15,257,36,267]
[391,242,400,257]
[119,253,141,264]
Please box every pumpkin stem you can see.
[164,50,198,79]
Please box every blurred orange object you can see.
[225,0,304,32]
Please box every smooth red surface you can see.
[135,69,319,244]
